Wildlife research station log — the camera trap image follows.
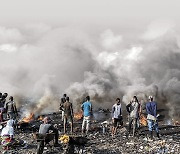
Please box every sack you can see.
[147,114,156,121]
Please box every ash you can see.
[0,113,180,154]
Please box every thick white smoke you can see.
[0,22,180,119]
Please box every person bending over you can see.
[39,117,59,145]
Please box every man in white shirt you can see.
[112,98,123,136]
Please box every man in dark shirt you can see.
[0,92,3,122]
[4,96,18,120]
[63,97,73,133]
[39,117,59,145]
[0,93,8,121]
[146,96,160,140]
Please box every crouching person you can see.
[1,119,15,150]
[39,117,59,146]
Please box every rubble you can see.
[0,113,179,154]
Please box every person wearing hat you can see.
[39,117,59,145]
[146,96,160,140]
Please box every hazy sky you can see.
[0,0,179,26]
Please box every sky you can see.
[0,0,179,26]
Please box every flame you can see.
[21,113,34,123]
[140,114,147,126]
[38,115,44,121]
[74,111,83,120]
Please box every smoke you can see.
[0,22,180,119]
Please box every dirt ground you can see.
[0,113,180,154]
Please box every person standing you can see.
[0,92,4,122]
[81,96,92,135]
[60,94,67,122]
[4,96,18,120]
[126,96,140,136]
[146,96,160,140]
[0,93,8,121]
[63,97,74,134]
[112,98,123,137]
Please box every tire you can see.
[37,140,44,154]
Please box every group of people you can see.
[0,93,19,150]
[60,93,160,141]
[0,93,160,150]
[59,94,92,135]
[111,95,160,140]
[0,92,18,122]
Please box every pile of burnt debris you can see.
[0,112,180,154]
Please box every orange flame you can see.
[74,111,83,120]
[140,114,147,126]
[21,113,34,123]
[38,115,44,121]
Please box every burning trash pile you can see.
[0,93,180,154]
[0,111,179,154]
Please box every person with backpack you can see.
[112,98,123,137]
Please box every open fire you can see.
[140,114,147,126]
[20,113,34,123]
[74,111,83,120]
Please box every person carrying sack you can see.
[146,96,160,140]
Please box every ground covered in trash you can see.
[0,113,180,154]
[1,127,180,153]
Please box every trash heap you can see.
[0,112,180,154]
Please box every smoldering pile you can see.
[1,110,180,154]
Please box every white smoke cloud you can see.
[101,29,123,50]
[0,44,18,53]
[0,22,180,120]
[66,23,180,120]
